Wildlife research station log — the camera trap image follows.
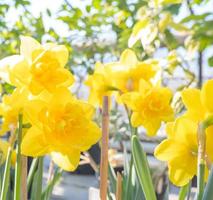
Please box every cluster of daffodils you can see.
[155,80,213,186]
[0,36,101,171]
[85,49,174,136]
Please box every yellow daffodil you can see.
[0,139,16,166]
[181,79,213,122]
[85,62,115,107]
[154,117,213,186]
[121,80,173,136]
[21,87,101,171]
[85,49,159,107]
[0,88,30,135]
[107,49,159,93]
[0,36,74,95]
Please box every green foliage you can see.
[132,135,156,200]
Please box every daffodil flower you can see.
[85,62,115,107]
[181,79,213,122]
[0,88,30,135]
[21,87,101,171]
[154,117,213,186]
[106,49,159,93]
[0,139,16,166]
[85,49,159,107]
[0,36,74,95]
[121,79,174,136]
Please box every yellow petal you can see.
[0,55,30,87]
[165,122,175,138]
[201,79,213,113]
[120,49,138,67]
[142,119,161,136]
[20,36,41,62]
[206,125,213,162]
[51,150,80,171]
[154,139,187,161]
[168,165,194,187]
[131,112,143,127]
[21,126,49,157]
[181,88,205,121]
[121,92,139,110]
[138,79,151,95]
[43,43,69,67]
[0,139,9,165]
[174,117,197,146]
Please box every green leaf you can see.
[203,167,213,200]
[27,158,39,193]
[108,163,116,194]
[208,56,213,67]
[178,182,190,200]
[131,135,157,200]
[42,168,62,200]
[0,147,13,200]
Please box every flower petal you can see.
[120,49,138,67]
[168,165,194,187]
[51,150,80,171]
[20,36,41,62]
[201,79,213,113]
[21,126,49,157]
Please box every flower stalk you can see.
[100,96,109,200]
[14,113,23,200]
[197,123,207,200]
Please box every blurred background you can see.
[1,0,213,199]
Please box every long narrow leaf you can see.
[108,163,116,194]
[202,167,213,200]
[131,135,157,200]
[0,147,13,200]
[27,158,38,193]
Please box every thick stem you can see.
[21,156,28,200]
[14,113,23,200]
[100,96,109,200]
[116,172,122,200]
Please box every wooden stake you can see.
[100,96,109,200]
[21,156,28,200]
[116,172,122,200]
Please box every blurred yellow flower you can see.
[122,80,173,136]
[21,87,101,171]
[181,79,213,122]
[0,88,29,135]
[0,139,16,166]
[154,117,213,186]
[85,62,115,107]
[107,49,159,93]
[85,49,159,107]
[0,36,74,95]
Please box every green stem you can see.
[14,113,23,200]
[27,158,39,193]
[178,181,190,200]
[196,123,206,200]
[197,163,205,200]
[0,147,13,200]
[36,157,43,200]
